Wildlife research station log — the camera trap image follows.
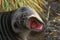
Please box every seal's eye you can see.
[28,17,43,30]
[20,7,27,12]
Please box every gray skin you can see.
[11,6,44,40]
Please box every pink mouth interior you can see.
[28,17,43,30]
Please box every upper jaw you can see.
[27,14,44,24]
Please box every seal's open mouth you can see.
[28,17,43,30]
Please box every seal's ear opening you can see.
[11,23,21,33]
[13,21,20,29]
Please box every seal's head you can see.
[11,6,44,33]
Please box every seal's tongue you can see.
[28,17,43,30]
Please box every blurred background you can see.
[0,0,60,40]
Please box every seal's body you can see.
[0,11,18,40]
[0,7,44,40]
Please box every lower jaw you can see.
[31,27,43,32]
[31,24,43,31]
[36,25,43,30]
